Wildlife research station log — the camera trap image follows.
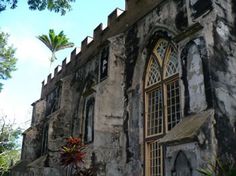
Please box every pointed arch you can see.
[172,151,192,176]
[153,39,169,65]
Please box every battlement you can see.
[108,8,125,26]
[81,36,93,51]
[41,0,165,97]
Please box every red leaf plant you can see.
[60,137,86,168]
[60,137,97,175]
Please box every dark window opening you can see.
[172,151,192,176]
[45,86,61,116]
[190,0,213,19]
[41,124,49,155]
[100,46,109,81]
[84,98,95,144]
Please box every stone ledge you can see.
[159,109,214,145]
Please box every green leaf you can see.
[0,30,17,92]
[37,29,74,64]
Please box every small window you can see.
[99,46,109,81]
[190,0,212,19]
[84,97,95,144]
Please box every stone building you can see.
[11,0,236,175]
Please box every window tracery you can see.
[146,56,161,88]
[154,39,169,62]
[164,48,178,78]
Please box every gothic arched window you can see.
[145,39,181,176]
[83,97,95,144]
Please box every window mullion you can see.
[162,82,167,135]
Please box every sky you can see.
[0,0,125,129]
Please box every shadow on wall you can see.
[232,0,236,35]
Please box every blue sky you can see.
[0,0,125,128]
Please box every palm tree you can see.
[37,29,74,64]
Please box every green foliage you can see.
[0,30,17,92]
[37,29,74,63]
[0,150,20,175]
[0,0,76,15]
[0,0,17,12]
[0,116,22,175]
[197,158,236,176]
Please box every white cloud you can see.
[10,35,51,67]
[0,91,31,129]
[1,27,51,67]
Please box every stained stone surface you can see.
[10,0,236,175]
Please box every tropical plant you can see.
[37,29,74,64]
[60,137,97,176]
[0,30,17,92]
[197,158,236,176]
[60,137,86,168]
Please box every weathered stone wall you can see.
[21,126,42,162]
[83,34,125,175]
[31,99,46,126]
[11,0,236,175]
[124,0,216,174]
[209,0,236,162]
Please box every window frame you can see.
[144,38,181,176]
[145,141,163,176]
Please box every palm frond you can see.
[56,42,74,51]
[37,35,52,51]
[37,29,74,63]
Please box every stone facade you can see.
[11,0,236,175]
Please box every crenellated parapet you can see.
[81,36,93,51]
[93,23,103,39]
[108,8,124,26]
[40,0,166,97]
